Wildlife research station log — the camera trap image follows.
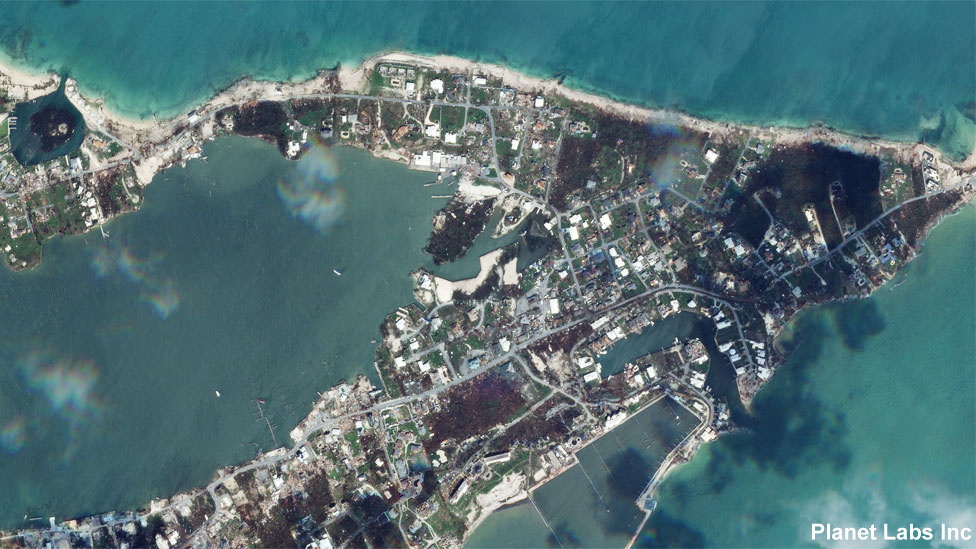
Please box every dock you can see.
[253,399,278,446]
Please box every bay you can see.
[0,139,447,527]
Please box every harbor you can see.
[524,394,707,548]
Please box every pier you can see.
[522,393,708,548]
[253,399,278,447]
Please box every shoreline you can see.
[2,50,974,173]
[0,49,974,542]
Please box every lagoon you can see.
[8,78,85,166]
[467,396,700,548]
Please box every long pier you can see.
[625,390,713,549]
[254,400,278,447]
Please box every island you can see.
[0,51,973,549]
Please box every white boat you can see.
[333,269,342,276]
[215,390,221,398]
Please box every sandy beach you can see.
[1,50,972,190]
[432,248,504,303]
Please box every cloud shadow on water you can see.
[638,305,888,545]
[826,298,886,351]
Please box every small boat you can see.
[257,398,266,404]
[215,390,221,398]
[333,269,342,276]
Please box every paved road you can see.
[775,176,973,281]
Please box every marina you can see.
[525,396,705,548]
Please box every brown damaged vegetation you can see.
[423,372,527,452]
[528,322,594,357]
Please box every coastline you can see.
[0,49,974,544]
[2,51,974,186]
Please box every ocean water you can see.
[636,205,976,547]
[0,2,973,159]
[0,0,972,537]
[0,139,448,527]
[467,206,976,547]
[466,396,700,549]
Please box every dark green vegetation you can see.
[29,105,77,152]
[351,494,405,548]
[552,115,706,210]
[225,101,289,153]
[726,144,882,248]
[424,199,495,264]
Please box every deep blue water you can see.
[0,2,973,158]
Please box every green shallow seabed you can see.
[0,0,973,534]
[467,206,975,547]
[0,139,449,527]
[636,205,976,548]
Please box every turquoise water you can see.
[0,2,973,159]
[0,139,448,527]
[0,0,972,538]
[469,206,976,547]
[636,205,976,547]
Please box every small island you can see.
[0,51,973,549]
[29,104,77,152]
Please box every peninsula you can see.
[0,51,973,549]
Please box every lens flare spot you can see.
[143,279,181,319]
[643,123,702,191]
[90,242,180,319]
[0,419,26,454]
[277,140,346,233]
[19,351,102,425]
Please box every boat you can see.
[333,269,342,276]
[215,390,221,398]
[257,398,266,404]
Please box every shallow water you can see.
[468,206,976,547]
[0,2,972,158]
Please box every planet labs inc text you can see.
[812,524,973,542]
